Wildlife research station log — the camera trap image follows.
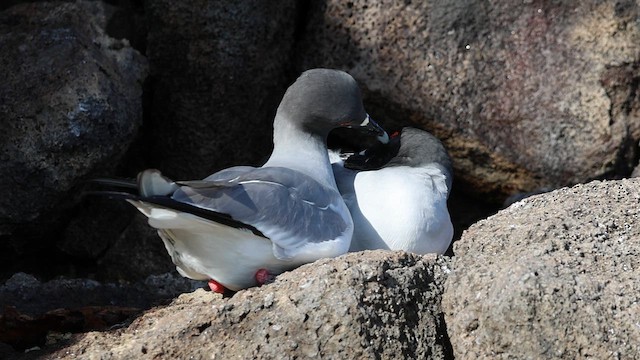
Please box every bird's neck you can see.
[264,115,337,189]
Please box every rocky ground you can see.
[444,178,640,359]
[1,0,639,358]
[45,251,453,359]
[3,177,638,359]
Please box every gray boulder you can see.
[48,251,452,359]
[297,1,640,201]
[0,1,148,253]
[443,178,640,358]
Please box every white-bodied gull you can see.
[91,69,388,293]
[331,127,454,254]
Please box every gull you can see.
[331,127,453,254]
[91,69,388,293]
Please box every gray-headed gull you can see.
[91,69,388,293]
[331,127,454,254]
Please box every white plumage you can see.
[332,127,454,255]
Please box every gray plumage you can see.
[172,166,348,259]
[91,68,388,291]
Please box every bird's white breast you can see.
[349,164,453,254]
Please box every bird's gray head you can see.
[277,69,387,140]
[391,128,452,173]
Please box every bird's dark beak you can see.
[356,114,389,144]
[331,114,389,152]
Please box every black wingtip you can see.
[82,190,140,201]
[82,177,140,199]
[84,176,268,239]
[141,196,267,238]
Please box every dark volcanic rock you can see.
[0,272,203,352]
[143,0,298,179]
[297,1,640,201]
[95,213,175,282]
[48,251,452,359]
[0,1,148,260]
[58,198,134,260]
[60,203,174,282]
[0,272,202,317]
[443,178,640,358]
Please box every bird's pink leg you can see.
[255,269,274,286]
[208,279,226,294]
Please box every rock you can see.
[631,162,640,178]
[0,272,203,351]
[297,1,640,201]
[0,1,148,261]
[96,213,175,282]
[0,341,17,359]
[58,199,134,260]
[443,178,640,358]
[1,305,140,352]
[142,0,298,179]
[59,200,174,283]
[47,251,453,359]
[0,272,202,317]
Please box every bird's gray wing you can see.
[171,166,350,260]
[176,166,257,188]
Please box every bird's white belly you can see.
[158,226,297,291]
[132,201,300,291]
[350,166,453,254]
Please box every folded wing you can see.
[171,166,351,260]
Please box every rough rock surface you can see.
[443,178,640,359]
[58,198,135,261]
[0,272,202,317]
[0,1,147,262]
[59,196,175,283]
[0,272,203,352]
[46,251,452,359]
[298,1,640,200]
[142,0,298,179]
[94,213,175,282]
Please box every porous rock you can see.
[443,178,640,358]
[0,272,202,318]
[298,1,640,200]
[49,251,453,359]
[143,0,298,179]
[0,1,147,255]
[95,213,175,282]
[0,272,202,352]
[59,202,175,283]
